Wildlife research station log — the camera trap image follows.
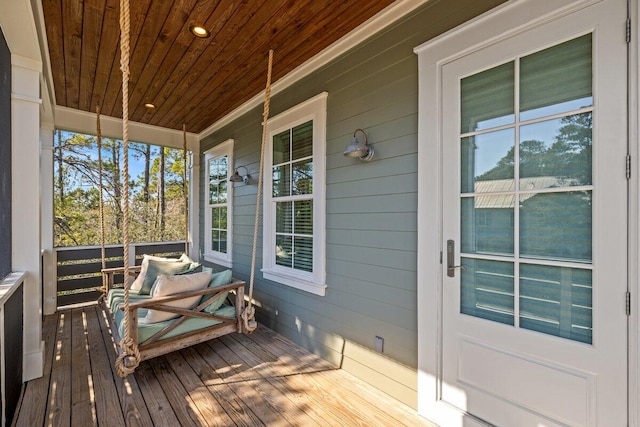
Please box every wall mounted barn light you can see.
[343,128,374,161]
[229,166,251,184]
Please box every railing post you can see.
[128,242,136,268]
[43,249,57,315]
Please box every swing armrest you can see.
[101,265,142,293]
[102,266,142,274]
[122,279,245,310]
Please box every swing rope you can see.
[97,105,106,288]
[242,49,274,333]
[183,124,189,255]
[114,0,140,378]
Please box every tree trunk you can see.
[158,147,166,238]
[143,144,150,203]
[111,141,122,237]
[56,129,64,205]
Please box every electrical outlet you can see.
[375,336,384,353]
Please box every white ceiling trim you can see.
[55,106,199,150]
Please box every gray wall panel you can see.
[200,0,507,405]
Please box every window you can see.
[263,93,327,295]
[53,130,190,246]
[204,139,233,267]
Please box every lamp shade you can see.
[343,129,374,161]
[344,136,369,157]
[229,171,244,182]
[229,166,250,184]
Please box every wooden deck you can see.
[14,305,435,426]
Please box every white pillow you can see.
[130,254,180,292]
[140,269,212,324]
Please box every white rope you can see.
[242,49,274,333]
[115,0,140,378]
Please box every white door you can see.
[440,1,627,426]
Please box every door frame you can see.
[414,0,638,425]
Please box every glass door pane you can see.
[458,34,593,344]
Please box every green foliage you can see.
[54,130,189,247]
[477,112,592,186]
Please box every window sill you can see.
[262,269,326,296]
[203,254,232,269]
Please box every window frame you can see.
[203,139,234,267]
[262,92,327,296]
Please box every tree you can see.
[53,130,189,247]
[475,112,592,185]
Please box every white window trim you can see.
[203,139,234,268]
[262,92,327,296]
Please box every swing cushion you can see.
[138,258,198,295]
[200,269,233,313]
[106,288,150,313]
[130,254,182,292]
[140,269,212,324]
[114,304,237,344]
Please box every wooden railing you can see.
[0,272,25,426]
[55,241,186,307]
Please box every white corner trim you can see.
[11,92,41,105]
[31,0,57,113]
[40,121,55,133]
[0,0,41,62]
[23,342,45,382]
[198,0,430,139]
[55,106,199,150]
[10,54,42,72]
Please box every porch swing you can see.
[99,0,269,377]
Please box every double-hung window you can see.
[204,139,233,267]
[263,93,327,296]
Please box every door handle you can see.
[446,239,465,277]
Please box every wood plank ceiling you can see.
[43,0,396,133]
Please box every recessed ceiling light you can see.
[189,25,210,38]
[144,103,156,109]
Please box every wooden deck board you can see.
[217,334,354,427]
[251,327,435,427]
[199,340,293,426]
[14,314,57,427]
[209,337,325,427]
[147,355,209,426]
[163,351,242,426]
[45,310,72,426]
[181,344,271,427]
[227,333,387,426]
[15,306,436,426]
[87,304,127,427]
[94,304,155,426]
[70,308,97,426]
[132,362,182,427]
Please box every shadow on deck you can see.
[14,304,435,426]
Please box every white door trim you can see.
[414,0,635,425]
[630,1,640,426]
